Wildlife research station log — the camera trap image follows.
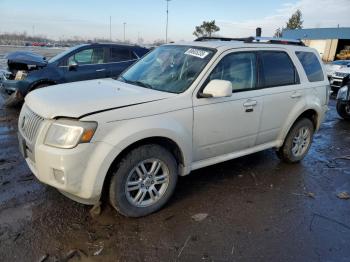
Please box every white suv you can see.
[18,37,329,217]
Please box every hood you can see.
[25,78,175,119]
[336,67,350,74]
[5,51,47,66]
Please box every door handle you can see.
[291,91,302,98]
[96,69,106,72]
[243,100,258,107]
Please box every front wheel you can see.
[109,144,178,217]
[336,102,350,120]
[277,118,314,163]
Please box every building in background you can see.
[283,27,350,62]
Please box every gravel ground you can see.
[0,46,349,262]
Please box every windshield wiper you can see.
[133,81,153,89]
[119,76,153,89]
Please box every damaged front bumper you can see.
[0,80,26,106]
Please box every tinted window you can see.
[296,51,324,82]
[260,51,298,87]
[110,48,136,62]
[68,48,105,65]
[209,52,257,91]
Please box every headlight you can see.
[14,70,27,81]
[45,119,97,149]
[336,86,349,100]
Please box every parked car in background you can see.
[336,75,350,120]
[17,37,329,217]
[0,43,149,106]
[330,66,350,91]
[324,60,350,78]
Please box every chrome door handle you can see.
[243,100,258,107]
[96,69,106,72]
[291,92,302,98]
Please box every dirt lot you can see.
[0,46,350,262]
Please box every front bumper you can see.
[330,77,344,90]
[2,79,30,96]
[18,123,115,205]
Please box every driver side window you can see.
[209,52,257,91]
[68,48,105,66]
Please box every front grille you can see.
[335,72,349,78]
[19,105,44,143]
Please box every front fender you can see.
[92,108,193,176]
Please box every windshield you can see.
[118,45,215,93]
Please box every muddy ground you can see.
[0,47,350,262]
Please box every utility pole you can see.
[123,22,126,42]
[32,25,35,36]
[109,16,112,41]
[165,0,171,43]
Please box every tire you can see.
[277,118,314,163]
[109,144,178,217]
[336,102,350,120]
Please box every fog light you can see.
[53,169,65,184]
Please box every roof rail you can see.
[255,37,305,46]
[194,36,305,46]
[194,36,254,43]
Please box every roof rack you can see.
[194,36,305,46]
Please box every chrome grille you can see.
[335,72,349,78]
[19,105,44,143]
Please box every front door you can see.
[193,51,262,162]
[62,47,108,82]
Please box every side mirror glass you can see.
[200,80,232,98]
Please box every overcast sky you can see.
[0,0,349,43]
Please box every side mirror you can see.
[68,62,78,71]
[200,80,232,98]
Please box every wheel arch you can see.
[278,107,320,148]
[29,79,57,91]
[100,136,187,202]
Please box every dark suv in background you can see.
[1,43,149,106]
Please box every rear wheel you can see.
[109,144,178,217]
[277,118,314,163]
[336,102,350,120]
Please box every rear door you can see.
[255,50,303,145]
[62,47,108,82]
[106,47,138,78]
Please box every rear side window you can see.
[110,48,137,62]
[259,51,299,87]
[295,51,324,82]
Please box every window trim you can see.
[197,50,301,98]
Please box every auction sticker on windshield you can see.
[185,48,209,59]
